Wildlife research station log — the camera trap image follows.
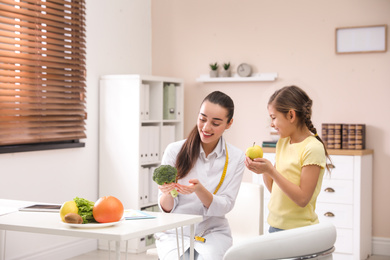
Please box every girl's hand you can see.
[158,182,176,196]
[245,156,274,175]
[175,179,202,194]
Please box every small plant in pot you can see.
[209,62,218,78]
[220,62,231,77]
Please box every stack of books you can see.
[262,141,277,148]
[322,123,366,150]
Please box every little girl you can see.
[245,85,331,232]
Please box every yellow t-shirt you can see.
[267,136,326,230]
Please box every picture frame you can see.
[335,24,387,54]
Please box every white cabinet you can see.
[99,74,184,252]
[252,148,373,260]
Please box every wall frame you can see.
[335,24,387,54]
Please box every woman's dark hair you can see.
[175,91,234,179]
[269,85,332,171]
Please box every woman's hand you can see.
[245,157,274,175]
[158,182,176,213]
[176,179,213,208]
[175,179,201,194]
[158,182,176,196]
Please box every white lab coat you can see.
[155,136,245,260]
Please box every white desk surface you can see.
[0,210,202,242]
[0,200,203,260]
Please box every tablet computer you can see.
[19,204,62,212]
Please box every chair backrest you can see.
[225,182,264,244]
[223,221,337,260]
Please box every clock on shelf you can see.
[237,63,252,77]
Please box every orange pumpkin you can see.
[93,196,124,223]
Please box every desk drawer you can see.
[327,155,353,180]
[317,203,353,229]
[318,179,353,204]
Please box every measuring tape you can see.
[195,142,229,243]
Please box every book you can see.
[347,124,356,149]
[342,124,349,149]
[334,124,342,149]
[327,124,335,149]
[355,124,366,149]
[124,209,156,220]
[322,123,366,150]
[19,204,61,212]
[321,123,328,148]
[262,141,277,148]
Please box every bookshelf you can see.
[99,74,184,253]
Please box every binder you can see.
[153,126,160,161]
[147,126,154,163]
[142,84,150,120]
[142,167,149,203]
[175,86,181,119]
[163,83,176,120]
[149,166,158,204]
[140,126,148,163]
[161,125,176,156]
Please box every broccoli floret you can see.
[153,165,178,197]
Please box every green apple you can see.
[246,143,263,160]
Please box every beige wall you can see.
[151,0,390,238]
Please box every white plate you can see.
[63,219,123,229]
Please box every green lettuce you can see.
[74,197,96,224]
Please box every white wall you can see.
[0,1,151,259]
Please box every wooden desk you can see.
[0,202,202,260]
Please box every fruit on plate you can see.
[64,213,83,224]
[74,197,96,224]
[60,200,78,222]
[93,196,124,223]
[246,142,263,160]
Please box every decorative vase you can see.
[209,70,218,78]
[220,69,231,77]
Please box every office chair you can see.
[226,182,264,244]
[224,221,336,260]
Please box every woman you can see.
[155,91,245,260]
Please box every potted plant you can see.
[209,62,218,78]
[220,62,231,77]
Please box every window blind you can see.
[0,0,86,147]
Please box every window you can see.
[0,0,86,153]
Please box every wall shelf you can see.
[196,73,278,83]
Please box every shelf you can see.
[196,73,278,83]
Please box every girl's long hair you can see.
[269,85,332,172]
[175,91,234,179]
